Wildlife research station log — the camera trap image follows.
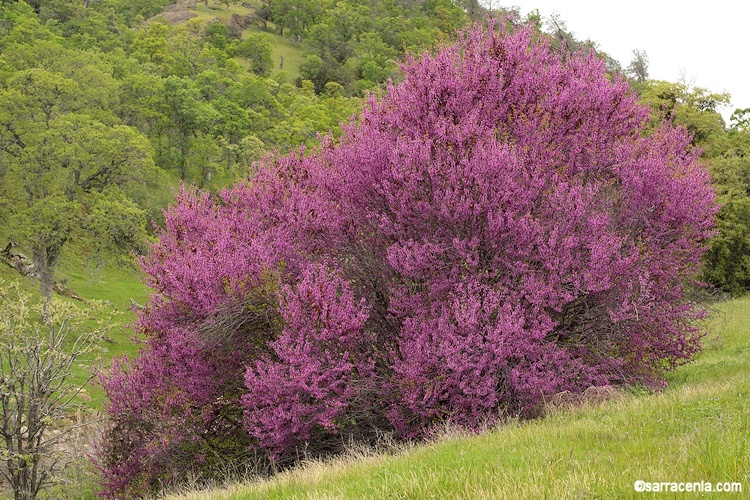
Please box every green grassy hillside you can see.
[161,0,307,79]
[170,296,750,499]
[0,244,150,498]
[0,243,149,409]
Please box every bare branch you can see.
[0,283,111,499]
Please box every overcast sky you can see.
[504,1,748,124]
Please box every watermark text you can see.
[634,480,742,493]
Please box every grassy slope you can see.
[0,242,150,410]
[54,247,151,408]
[185,1,306,79]
[0,245,149,498]
[171,296,750,499]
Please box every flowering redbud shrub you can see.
[243,263,377,458]
[97,21,716,497]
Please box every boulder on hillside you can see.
[2,241,84,302]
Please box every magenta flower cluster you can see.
[97,22,716,497]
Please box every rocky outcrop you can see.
[1,241,38,279]
[2,241,84,301]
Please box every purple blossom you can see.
[97,21,717,497]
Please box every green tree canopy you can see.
[0,66,157,310]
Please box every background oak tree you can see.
[0,67,157,314]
